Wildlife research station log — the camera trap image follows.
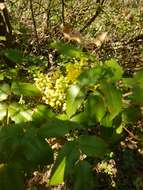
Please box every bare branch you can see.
[80,0,106,33]
[61,0,65,24]
[29,0,39,47]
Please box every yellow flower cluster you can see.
[34,60,87,111]
[65,60,87,84]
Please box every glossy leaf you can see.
[50,141,80,185]
[104,59,123,81]
[122,106,142,123]
[56,114,69,120]
[49,157,66,185]
[3,49,24,63]
[52,142,79,177]
[32,104,56,120]
[85,95,106,122]
[21,128,53,167]
[122,78,134,88]
[79,135,109,158]
[21,129,53,169]
[0,164,25,190]
[132,85,143,105]
[133,69,143,84]
[66,84,84,117]
[0,83,11,101]
[101,113,113,127]
[0,103,7,121]
[8,103,33,123]
[11,82,41,96]
[38,118,83,139]
[101,83,122,119]
[73,160,94,190]
[51,41,85,58]
[0,126,23,163]
[0,36,6,41]
[71,112,88,125]
[78,67,103,87]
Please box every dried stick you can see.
[123,127,139,141]
[61,0,65,24]
[29,0,39,47]
[80,0,106,33]
[46,0,52,30]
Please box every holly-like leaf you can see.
[77,67,103,87]
[73,160,94,190]
[49,157,66,186]
[122,106,142,123]
[0,125,23,163]
[3,49,24,63]
[51,41,85,58]
[8,102,33,123]
[50,141,80,185]
[0,103,7,121]
[101,83,122,119]
[104,59,123,82]
[0,164,25,190]
[0,83,11,101]
[66,84,84,118]
[11,82,41,96]
[131,85,143,105]
[133,69,143,84]
[79,135,109,158]
[38,118,83,139]
[21,128,53,168]
[85,95,106,123]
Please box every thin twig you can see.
[29,0,39,48]
[61,0,65,24]
[123,92,132,98]
[123,127,139,141]
[46,0,52,30]
[80,0,106,33]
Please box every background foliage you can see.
[0,0,143,189]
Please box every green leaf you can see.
[133,69,143,84]
[73,160,94,190]
[0,164,25,190]
[122,78,134,88]
[122,106,142,123]
[0,125,23,163]
[101,83,122,119]
[104,59,123,81]
[0,83,11,101]
[85,95,106,123]
[132,85,143,105]
[50,141,80,185]
[32,105,56,120]
[78,67,103,87]
[11,82,41,96]
[38,118,83,138]
[0,36,6,41]
[49,157,66,185]
[101,113,113,127]
[0,103,7,121]
[79,135,109,158]
[8,103,33,123]
[0,73,4,80]
[21,128,53,167]
[66,84,84,117]
[130,70,143,105]
[56,114,69,120]
[71,112,88,125]
[51,41,85,58]
[3,49,24,63]
[38,119,69,138]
